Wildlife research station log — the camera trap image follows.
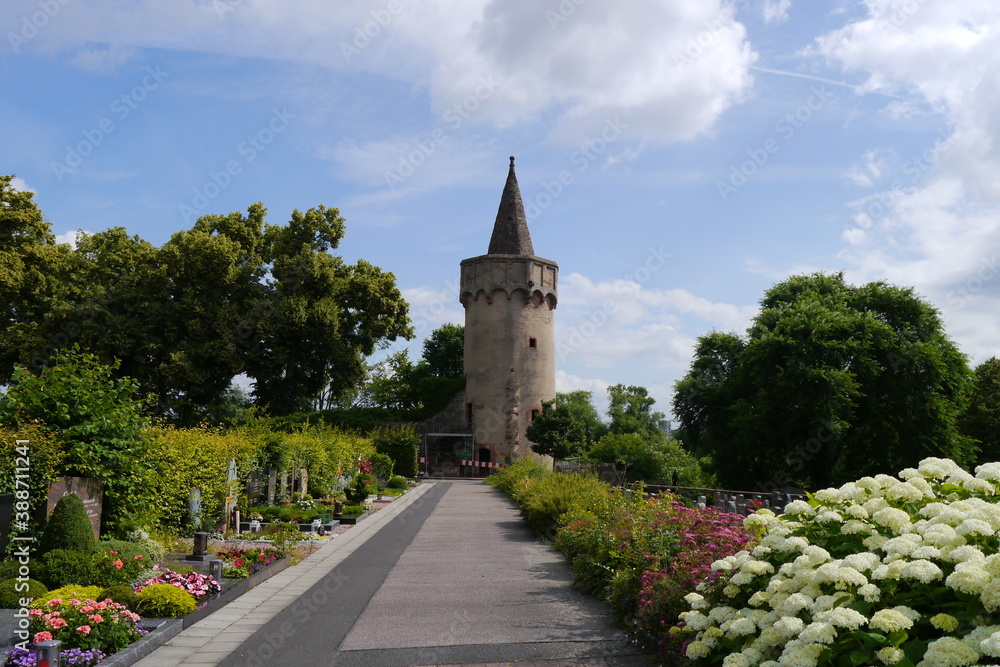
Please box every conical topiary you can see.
[37,493,96,555]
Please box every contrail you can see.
[751,66,912,100]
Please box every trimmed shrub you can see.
[37,549,96,589]
[38,493,96,555]
[135,582,197,617]
[0,578,47,608]
[0,560,22,582]
[32,585,105,607]
[98,584,140,610]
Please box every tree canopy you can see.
[961,357,1000,466]
[0,175,413,419]
[673,272,975,491]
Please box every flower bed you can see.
[677,457,1000,667]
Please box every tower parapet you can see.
[461,158,558,465]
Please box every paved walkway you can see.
[135,481,655,666]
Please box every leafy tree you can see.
[527,391,604,461]
[962,357,1000,465]
[0,345,155,537]
[0,175,74,381]
[0,185,413,419]
[420,323,464,379]
[607,384,667,439]
[673,272,974,491]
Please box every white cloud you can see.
[9,177,34,193]
[555,272,756,372]
[763,0,792,24]
[13,0,756,147]
[814,1,1000,364]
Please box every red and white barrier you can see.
[459,460,506,469]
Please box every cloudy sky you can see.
[2,0,998,418]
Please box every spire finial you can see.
[488,156,534,255]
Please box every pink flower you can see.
[76,625,92,635]
[114,559,124,569]
[88,614,104,624]
[33,631,53,643]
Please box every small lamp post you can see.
[35,640,61,667]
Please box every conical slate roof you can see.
[487,156,534,255]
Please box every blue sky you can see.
[3,0,998,419]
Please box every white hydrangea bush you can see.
[677,458,1000,667]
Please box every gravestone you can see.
[47,477,103,539]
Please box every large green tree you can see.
[673,272,975,491]
[526,390,605,461]
[0,179,413,419]
[962,357,1000,465]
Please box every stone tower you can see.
[460,157,558,465]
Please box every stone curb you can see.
[131,482,436,666]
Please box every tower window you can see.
[529,337,537,348]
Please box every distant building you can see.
[461,157,559,465]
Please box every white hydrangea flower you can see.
[816,510,844,524]
[838,481,865,501]
[962,478,995,495]
[956,518,994,537]
[873,507,912,533]
[803,545,831,565]
[846,504,870,519]
[798,621,837,644]
[785,500,815,516]
[772,615,805,638]
[882,534,923,559]
[723,653,753,667]
[976,462,1000,482]
[680,610,711,631]
[863,534,889,551]
[982,579,1000,612]
[886,482,926,503]
[684,592,708,610]
[918,636,979,667]
[843,552,880,572]
[980,631,1000,657]
[727,616,757,637]
[778,639,826,666]
[864,497,891,513]
[708,606,737,624]
[858,583,882,602]
[776,593,813,617]
[876,646,905,665]
[815,606,868,630]
[814,488,842,503]
[869,608,914,632]
[919,457,961,479]
[901,559,944,583]
[945,545,986,563]
[892,605,921,622]
[685,640,711,660]
[911,546,943,560]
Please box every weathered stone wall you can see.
[460,253,558,463]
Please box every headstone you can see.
[188,488,202,528]
[47,477,103,539]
